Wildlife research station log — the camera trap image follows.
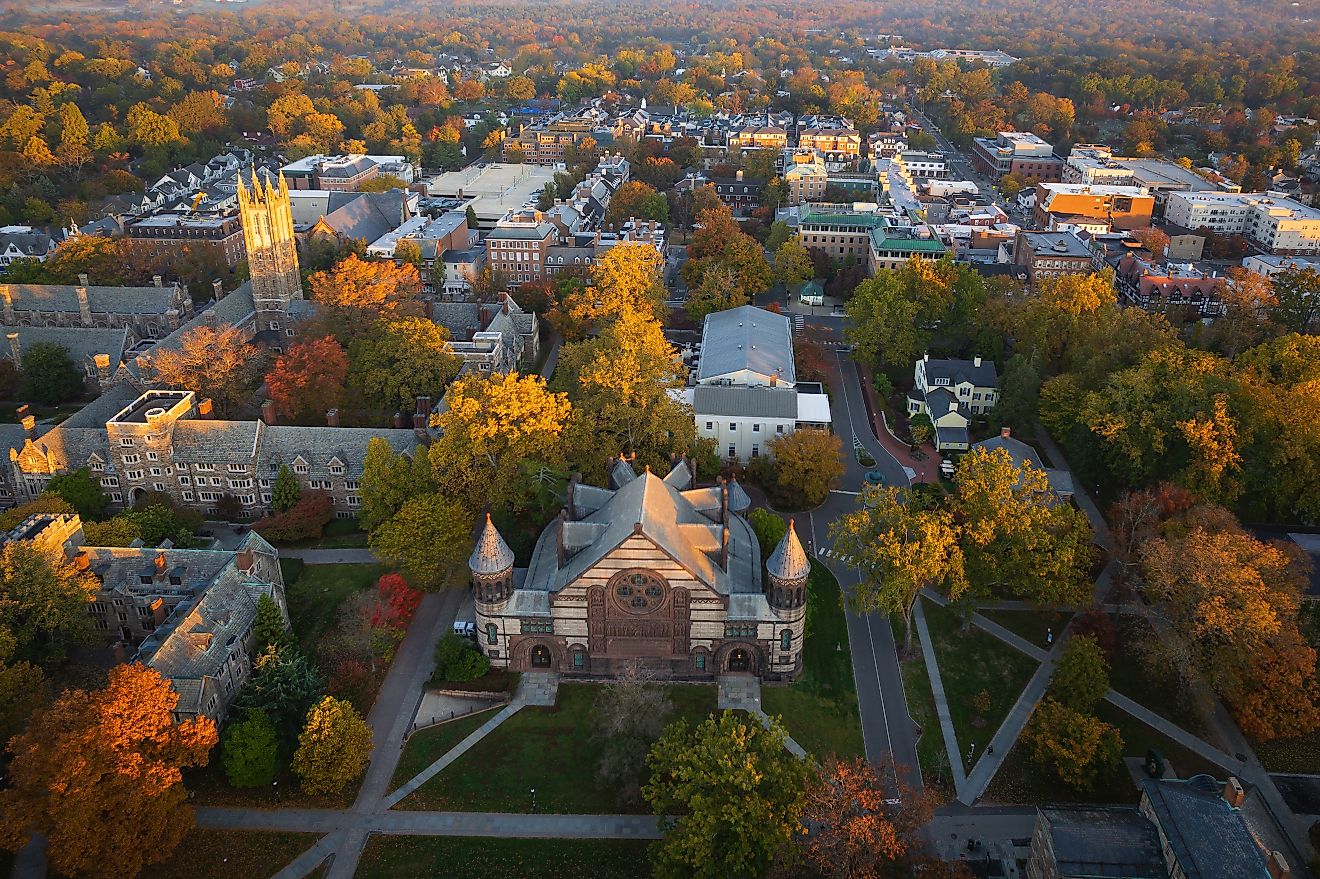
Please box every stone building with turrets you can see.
[468,456,807,680]
[237,170,303,333]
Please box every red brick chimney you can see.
[235,549,254,572]
[1267,851,1290,879]
[326,409,340,427]
[1223,776,1246,809]
[151,597,166,627]
[1001,426,1011,438]
[260,400,277,425]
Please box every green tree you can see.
[845,257,983,370]
[0,541,98,661]
[347,317,460,416]
[221,709,280,788]
[764,221,792,253]
[253,594,291,653]
[359,439,435,532]
[20,342,84,405]
[1050,634,1110,711]
[685,264,748,322]
[830,486,967,651]
[369,494,474,590]
[988,353,1041,435]
[1270,266,1320,333]
[44,468,108,520]
[0,630,43,745]
[643,712,808,879]
[292,696,373,796]
[271,465,301,513]
[233,646,325,744]
[772,237,814,289]
[908,413,934,447]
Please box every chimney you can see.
[566,473,580,520]
[923,352,929,362]
[78,273,89,287]
[973,355,982,368]
[721,523,730,570]
[152,274,163,287]
[94,353,112,386]
[197,398,213,418]
[1001,426,1011,438]
[393,410,406,429]
[719,476,728,524]
[6,332,20,364]
[420,396,433,418]
[412,411,428,439]
[770,373,777,387]
[556,509,567,567]
[260,400,277,425]
[154,552,167,573]
[1223,777,1246,809]
[1267,852,1290,879]
[150,597,166,627]
[326,409,340,427]
[20,415,35,440]
[0,286,12,323]
[76,287,92,325]
[212,279,224,301]
[736,169,744,181]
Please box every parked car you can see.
[453,621,476,638]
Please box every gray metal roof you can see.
[0,282,182,316]
[1139,778,1269,879]
[696,306,795,385]
[692,385,798,419]
[470,513,515,574]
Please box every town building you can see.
[728,126,788,152]
[783,151,829,205]
[868,131,907,161]
[470,457,808,680]
[430,294,539,375]
[708,172,765,216]
[3,326,128,394]
[796,127,862,164]
[507,116,610,165]
[893,150,950,182]
[0,277,194,346]
[0,226,57,268]
[6,511,287,726]
[124,211,246,270]
[279,154,412,191]
[1242,254,1320,277]
[1025,807,1166,879]
[1164,191,1320,255]
[972,132,1064,182]
[1114,253,1225,318]
[237,172,303,334]
[796,207,948,271]
[1012,230,1095,287]
[426,163,558,229]
[1032,183,1156,232]
[906,354,999,452]
[483,208,558,286]
[1062,146,1239,216]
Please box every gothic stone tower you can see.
[237,170,302,332]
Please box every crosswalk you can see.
[815,546,856,565]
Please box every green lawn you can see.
[1106,615,1207,735]
[391,706,501,791]
[922,598,1038,773]
[891,616,952,798]
[760,562,864,760]
[355,836,651,879]
[977,609,1073,648]
[281,562,389,653]
[273,517,370,549]
[983,700,1225,806]
[1254,729,1320,774]
[398,682,717,813]
[138,830,319,879]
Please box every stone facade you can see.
[237,171,303,333]
[0,277,192,345]
[470,458,808,681]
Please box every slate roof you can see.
[126,284,258,379]
[0,283,182,316]
[1036,808,1165,879]
[431,302,483,339]
[470,513,515,574]
[524,470,762,600]
[0,229,54,258]
[1139,777,1269,879]
[697,305,795,385]
[315,190,408,243]
[171,421,261,464]
[924,356,997,388]
[692,385,799,419]
[4,326,128,368]
[767,519,810,583]
[258,425,417,475]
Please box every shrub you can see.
[748,508,787,562]
[221,709,281,788]
[253,491,335,543]
[432,633,491,683]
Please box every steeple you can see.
[726,477,752,515]
[767,519,810,585]
[237,166,302,331]
[470,513,515,576]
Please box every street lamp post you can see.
[530,787,537,813]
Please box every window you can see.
[725,623,757,639]
[111,492,122,502]
[183,491,194,501]
[572,648,584,668]
[153,482,165,492]
[728,422,737,430]
[728,444,736,457]
[146,451,158,461]
[776,425,784,434]
[694,653,706,671]
[122,454,140,465]
[150,467,161,476]
[179,476,190,486]
[751,445,759,458]
[293,462,308,475]
[780,629,792,651]
[125,470,144,480]
[752,423,761,433]
[705,421,713,430]
[486,623,498,645]
[329,462,344,475]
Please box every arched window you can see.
[780,629,792,651]
[486,623,498,645]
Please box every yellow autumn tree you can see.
[1174,395,1242,506]
[150,323,262,416]
[429,372,572,513]
[552,243,666,339]
[292,695,372,795]
[1025,698,1123,790]
[0,664,217,879]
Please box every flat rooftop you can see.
[110,390,192,424]
[425,163,557,223]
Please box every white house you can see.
[907,354,998,451]
[696,305,797,388]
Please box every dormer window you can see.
[292,459,309,475]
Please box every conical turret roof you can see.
[726,477,752,514]
[766,518,810,583]
[469,513,515,574]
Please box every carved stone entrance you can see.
[588,570,690,668]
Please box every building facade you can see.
[1032,183,1156,232]
[906,354,999,451]
[1012,231,1095,287]
[1164,191,1320,254]
[124,212,246,270]
[972,132,1065,181]
[470,458,808,680]
[237,171,304,333]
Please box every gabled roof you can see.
[923,356,998,388]
[1139,777,1270,879]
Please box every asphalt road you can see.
[804,349,924,793]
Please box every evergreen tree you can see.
[221,709,280,788]
[252,594,291,653]
[271,465,302,513]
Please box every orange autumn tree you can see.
[797,758,936,878]
[308,253,423,340]
[265,335,349,424]
[0,664,217,879]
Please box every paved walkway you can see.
[720,675,808,759]
[383,702,523,809]
[912,600,966,794]
[279,548,379,564]
[199,807,664,839]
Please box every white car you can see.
[453,621,476,638]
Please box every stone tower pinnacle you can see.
[238,170,302,331]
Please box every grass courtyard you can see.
[280,560,389,654]
[977,608,1073,648]
[760,562,865,760]
[391,706,501,790]
[355,836,651,879]
[921,598,1039,773]
[891,616,952,797]
[137,830,318,879]
[397,682,718,814]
